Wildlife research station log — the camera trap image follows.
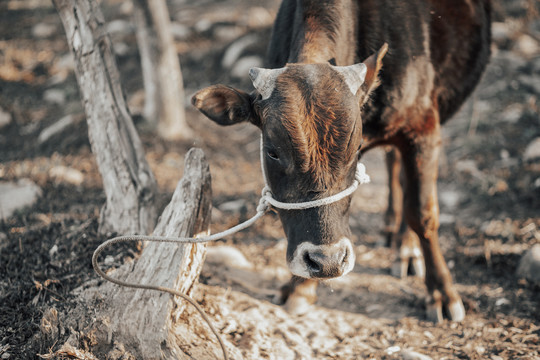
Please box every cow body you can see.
[193,0,491,322]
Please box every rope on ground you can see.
[92,198,269,360]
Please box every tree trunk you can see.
[108,148,212,359]
[54,0,158,235]
[132,0,193,140]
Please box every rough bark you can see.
[54,0,158,235]
[107,148,212,359]
[132,0,193,140]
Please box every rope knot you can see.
[257,186,272,212]
[355,163,370,184]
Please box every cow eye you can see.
[267,149,279,160]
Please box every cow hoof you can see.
[391,256,425,279]
[446,299,466,322]
[426,299,465,323]
[425,301,444,323]
[283,294,313,316]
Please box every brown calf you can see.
[192,0,491,323]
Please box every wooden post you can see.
[107,148,212,359]
[132,0,193,139]
[53,0,158,235]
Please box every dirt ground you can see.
[0,0,539,359]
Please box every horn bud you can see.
[332,63,367,95]
[249,67,286,100]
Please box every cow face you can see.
[192,47,386,279]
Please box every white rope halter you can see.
[259,135,370,210]
[92,135,370,360]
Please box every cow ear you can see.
[191,85,260,127]
[361,43,388,97]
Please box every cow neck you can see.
[290,0,358,66]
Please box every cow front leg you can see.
[276,276,318,316]
[385,147,425,279]
[399,124,464,323]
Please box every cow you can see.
[192,0,491,323]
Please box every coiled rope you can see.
[92,137,370,360]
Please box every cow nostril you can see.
[303,252,321,273]
[341,247,348,266]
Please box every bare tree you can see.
[54,0,158,235]
[133,0,193,139]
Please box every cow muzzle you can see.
[288,237,355,279]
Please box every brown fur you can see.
[274,65,359,188]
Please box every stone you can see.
[205,245,253,269]
[106,19,133,35]
[218,199,246,213]
[32,23,56,38]
[524,137,540,161]
[516,244,540,285]
[112,42,129,56]
[231,56,264,79]
[49,166,84,186]
[214,25,243,42]
[491,22,511,43]
[119,1,133,15]
[439,213,456,225]
[56,53,75,72]
[400,349,433,360]
[0,179,42,220]
[245,7,274,28]
[49,244,59,258]
[439,189,461,209]
[194,19,212,33]
[513,34,540,57]
[170,22,191,40]
[499,104,524,124]
[221,34,259,69]
[43,89,66,105]
[0,107,12,129]
[38,115,75,145]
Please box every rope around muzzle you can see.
[92,138,370,360]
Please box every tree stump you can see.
[105,148,212,359]
[54,0,158,235]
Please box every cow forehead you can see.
[278,63,343,91]
[263,64,361,186]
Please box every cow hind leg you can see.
[276,276,318,316]
[384,147,403,247]
[385,147,425,279]
[398,115,464,323]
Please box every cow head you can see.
[192,45,387,280]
